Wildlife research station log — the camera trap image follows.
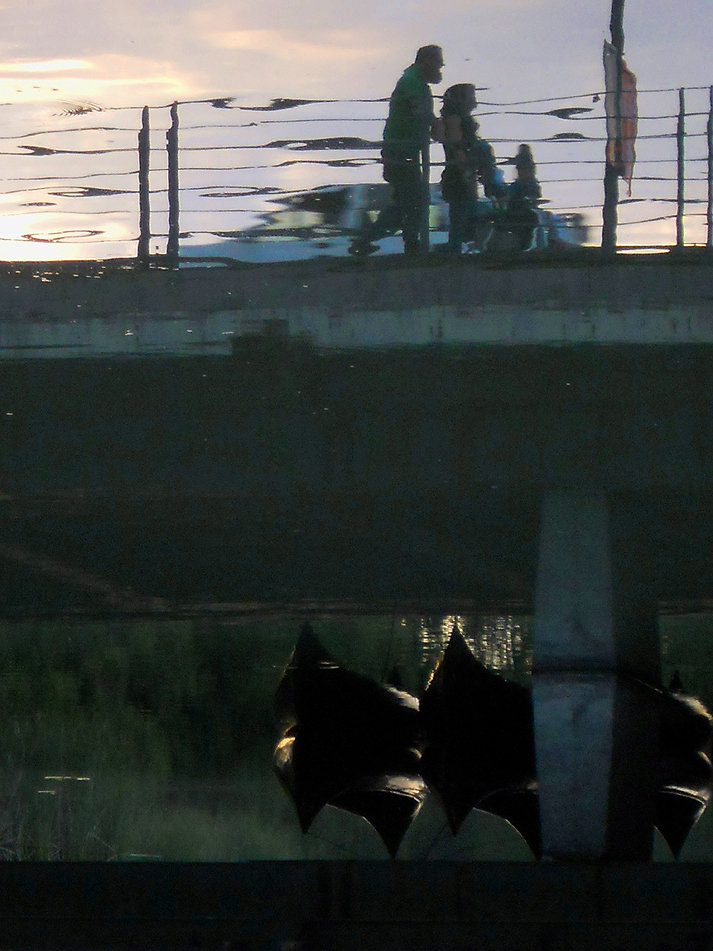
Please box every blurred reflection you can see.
[419,615,532,680]
[275,622,713,861]
[438,82,505,254]
[274,622,539,858]
[0,613,708,861]
[211,183,587,262]
[0,614,534,860]
[369,45,444,256]
[418,629,540,857]
[274,622,426,857]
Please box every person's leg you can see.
[394,164,424,254]
[348,160,403,255]
[447,200,467,253]
[515,209,538,251]
[464,196,494,251]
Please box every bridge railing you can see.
[0,85,712,262]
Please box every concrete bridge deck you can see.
[0,252,712,616]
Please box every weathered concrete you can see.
[2,257,713,872]
[533,493,660,859]
[1,341,713,612]
[0,256,713,356]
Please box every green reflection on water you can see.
[0,613,708,861]
[0,615,535,861]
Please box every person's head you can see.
[441,83,477,117]
[514,143,536,178]
[415,45,444,85]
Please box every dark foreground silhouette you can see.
[274,623,713,859]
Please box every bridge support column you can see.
[532,491,661,859]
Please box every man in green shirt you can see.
[351,46,444,256]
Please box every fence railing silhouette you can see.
[1,84,713,263]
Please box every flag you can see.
[603,40,638,195]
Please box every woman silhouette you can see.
[440,83,504,253]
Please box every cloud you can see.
[0,59,93,73]
[206,28,382,63]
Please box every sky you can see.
[0,0,709,109]
[0,0,710,259]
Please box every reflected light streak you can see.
[0,205,137,260]
[0,60,93,74]
[419,615,531,675]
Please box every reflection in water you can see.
[0,73,708,260]
[53,102,105,117]
[274,621,538,859]
[657,674,713,857]
[419,629,540,857]
[274,622,426,857]
[0,88,666,262]
[207,182,586,262]
[276,622,713,861]
[0,615,537,861]
[419,614,532,679]
[0,614,706,861]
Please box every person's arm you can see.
[405,86,442,143]
[443,115,466,163]
[472,138,506,201]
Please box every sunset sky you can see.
[0,0,708,259]
[0,0,708,108]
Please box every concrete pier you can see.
[533,492,660,859]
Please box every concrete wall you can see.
[1,258,713,611]
[0,861,711,950]
[0,344,712,611]
[1,258,713,356]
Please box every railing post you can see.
[166,102,180,266]
[676,87,685,250]
[137,106,151,262]
[707,86,712,251]
[420,143,430,253]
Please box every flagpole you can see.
[602,0,625,252]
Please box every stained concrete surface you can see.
[1,339,713,612]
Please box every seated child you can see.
[492,143,541,251]
[508,144,541,211]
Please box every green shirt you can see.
[383,63,434,156]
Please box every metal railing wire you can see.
[0,83,711,261]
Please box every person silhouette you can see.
[493,143,542,252]
[350,46,444,257]
[439,82,505,253]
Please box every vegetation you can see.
[0,612,706,861]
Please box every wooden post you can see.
[420,143,430,253]
[676,88,685,250]
[166,102,180,266]
[707,86,712,251]
[601,0,626,252]
[137,106,150,262]
[609,0,625,52]
[602,161,620,252]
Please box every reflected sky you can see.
[0,0,711,259]
[2,0,710,106]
